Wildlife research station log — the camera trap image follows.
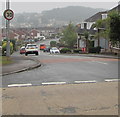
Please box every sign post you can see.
[3,0,14,57]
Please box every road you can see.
[2,39,118,87]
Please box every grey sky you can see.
[1,1,119,14]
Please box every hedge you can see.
[60,48,71,53]
[89,46,101,53]
[2,41,14,55]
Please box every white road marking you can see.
[105,79,119,82]
[8,83,32,87]
[74,80,97,83]
[92,61,108,65]
[42,82,66,85]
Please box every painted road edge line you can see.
[105,79,120,82]
[74,80,97,83]
[8,83,32,87]
[42,82,66,85]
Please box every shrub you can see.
[50,41,57,47]
[2,41,13,55]
[60,48,71,53]
[73,49,82,53]
[89,46,101,53]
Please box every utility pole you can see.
[6,0,10,57]
[4,0,14,56]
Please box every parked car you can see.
[20,46,26,54]
[50,47,60,54]
[43,47,51,52]
[25,44,39,56]
[40,44,46,50]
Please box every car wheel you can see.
[25,53,28,56]
[36,52,38,55]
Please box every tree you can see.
[50,41,57,47]
[61,23,77,49]
[93,19,106,47]
[108,11,120,46]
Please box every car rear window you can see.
[27,45,37,49]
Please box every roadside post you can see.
[3,0,14,57]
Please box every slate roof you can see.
[85,11,107,22]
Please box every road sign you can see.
[4,9,14,20]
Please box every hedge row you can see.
[88,46,101,53]
[60,48,82,53]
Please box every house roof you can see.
[109,4,120,12]
[14,30,26,36]
[29,29,40,36]
[85,11,107,22]
[85,4,120,22]
[9,32,18,39]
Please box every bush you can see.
[73,49,82,53]
[2,41,13,55]
[50,41,57,47]
[89,46,101,53]
[60,48,71,53]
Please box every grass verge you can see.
[0,56,13,66]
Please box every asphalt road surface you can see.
[2,49,118,88]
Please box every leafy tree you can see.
[108,11,120,46]
[93,19,106,47]
[50,41,57,47]
[61,23,77,49]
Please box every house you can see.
[77,4,120,49]
[13,30,26,40]
[76,27,97,49]
[37,27,57,38]
[1,28,19,41]
[28,29,41,39]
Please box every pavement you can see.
[1,55,41,76]
[2,82,119,115]
[1,53,119,115]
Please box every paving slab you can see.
[2,82,119,115]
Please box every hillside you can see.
[42,6,104,23]
[2,6,105,28]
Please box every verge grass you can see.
[0,56,12,66]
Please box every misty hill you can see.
[41,6,105,24]
[2,6,105,28]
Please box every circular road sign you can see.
[4,9,14,20]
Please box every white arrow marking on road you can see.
[42,82,66,85]
[8,83,32,87]
[74,80,97,83]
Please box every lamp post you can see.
[6,0,10,57]
[4,0,14,57]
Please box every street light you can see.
[6,0,10,57]
[4,0,14,56]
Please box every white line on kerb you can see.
[105,79,119,82]
[74,80,97,83]
[8,83,32,87]
[42,82,66,85]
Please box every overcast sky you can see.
[1,0,119,14]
